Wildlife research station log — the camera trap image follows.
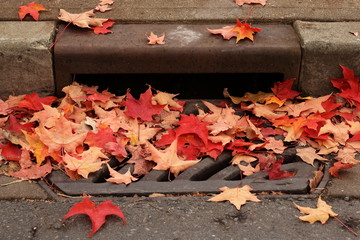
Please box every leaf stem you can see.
[334,216,358,236]
[49,22,72,50]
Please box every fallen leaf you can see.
[235,0,267,6]
[92,19,115,34]
[271,78,301,100]
[58,9,108,28]
[9,149,52,179]
[207,19,261,43]
[63,147,108,178]
[294,197,338,224]
[95,4,112,13]
[36,115,87,154]
[266,158,296,180]
[17,93,57,111]
[1,142,22,161]
[208,185,261,210]
[63,197,126,237]
[309,165,324,193]
[18,2,47,21]
[147,32,165,45]
[106,164,138,185]
[146,140,200,177]
[125,87,165,121]
[329,161,354,178]
[296,147,328,166]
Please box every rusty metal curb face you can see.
[54,24,301,96]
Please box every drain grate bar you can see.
[47,152,322,196]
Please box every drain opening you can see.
[73,73,283,99]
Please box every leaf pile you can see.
[0,65,359,185]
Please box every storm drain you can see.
[46,100,329,196]
[48,23,329,196]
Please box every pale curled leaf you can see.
[58,9,108,28]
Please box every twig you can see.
[334,216,358,236]
[1,179,26,187]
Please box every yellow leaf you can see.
[294,196,338,224]
[208,185,261,210]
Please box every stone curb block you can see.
[0,21,56,98]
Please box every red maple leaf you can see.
[329,161,354,178]
[207,19,261,43]
[18,2,47,21]
[156,114,210,159]
[17,93,57,111]
[92,19,115,35]
[5,115,34,134]
[266,158,296,180]
[330,65,360,108]
[125,87,165,121]
[1,142,22,161]
[85,125,117,149]
[271,78,301,100]
[63,197,126,237]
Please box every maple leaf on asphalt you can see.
[92,19,115,34]
[147,32,165,45]
[208,185,261,210]
[146,140,200,177]
[58,9,108,28]
[125,87,165,121]
[235,0,267,6]
[63,197,126,238]
[294,197,338,224]
[18,2,47,21]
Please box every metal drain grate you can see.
[47,151,324,196]
[46,100,329,196]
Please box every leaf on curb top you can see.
[58,9,108,28]
[63,197,126,238]
[92,20,115,35]
[208,185,261,210]
[235,0,267,6]
[208,19,261,43]
[147,32,165,45]
[18,2,47,21]
[294,197,338,224]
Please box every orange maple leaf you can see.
[146,140,199,177]
[18,2,47,21]
[92,20,115,34]
[35,115,87,154]
[208,185,261,210]
[207,19,261,43]
[63,147,108,178]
